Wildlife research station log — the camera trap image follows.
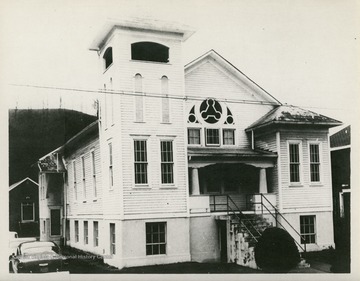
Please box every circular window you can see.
[200,98,222,124]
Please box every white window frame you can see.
[222,128,236,146]
[160,76,171,124]
[81,155,86,202]
[134,73,145,123]
[108,142,114,190]
[93,221,99,247]
[308,141,322,184]
[21,202,35,222]
[84,221,88,245]
[72,160,78,202]
[146,222,167,256]
[75,220,79,243]
[133,138,149,187]
[90,149,97,199]
[110,223,116,255]
[205,128,221,146]
[287,140,303,186]
[160,139,175,187]
[300,215,316,244]
[187,128,202,146]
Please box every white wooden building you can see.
[38,19,342,269]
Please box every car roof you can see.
[19,241,57,250]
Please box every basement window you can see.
[131,42,169,63]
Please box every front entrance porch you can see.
[188,163,277,214]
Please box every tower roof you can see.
[89,17,195,51]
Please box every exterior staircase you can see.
[217,194,310,270]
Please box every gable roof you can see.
[185,50,282,106]
[9,177,38,192]
[38,120,99,172]
[246,104,342,131]
[330,125,351,148]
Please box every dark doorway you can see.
[50,209,61,236]
[218,221,228,262]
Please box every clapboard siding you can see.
[66,137,102,216]
[279,129,332,210]
[185,59,275,148]
[97,29,188,216]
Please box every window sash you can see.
[289,143,300,182]
[134,140,148,184]
[93,221,99,247]
[300,216,316,244]
[188,128,201,145]
[110,223,116,255]
[108,143,113,188]
[21,203,34,222]
[310,144,321,182]
[84,221,88,244]
[146,222,166,255]
[81,156,86,199]
[91,151,97,197]
[75,221,79,242]
[161,141,174,184]
[223,129,235,145]
[205,128,220,145]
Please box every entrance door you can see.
[219,221,228,262]
[50,209,61,236]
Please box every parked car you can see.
[9,241,68,273]
[8,231,36,256]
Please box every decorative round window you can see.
[199,98,222,124]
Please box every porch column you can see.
[259,168,268,194]
[191,168,200,195]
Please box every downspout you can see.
[251,130,255,150]
[63,172,67,247]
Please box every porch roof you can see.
[187,147,277,168]
[188,147,277,158]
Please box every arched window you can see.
[103,47,113,70]
[131,42,169,63]
[134,74,144,122]
[161,76,170,123]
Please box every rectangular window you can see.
[289,143,300,183]
[188,128,201,145]
[134,140,148,184]
[66,220,70,241]
[73,160,77,201]
[223,129,235,145]
[205,128,220,146]
[75,220,79,242]
[84,221,88,244]
[300,215,316,244]
[110,223,116,255]
[21,203,34,222]
[146,222,166,255]
[310,144,321,182]
[108,143,113,188]
[161,141,174,184]
[50,209,61,236]
[91,150,97,197]
[93,221,99,247]
[81,156,86,200]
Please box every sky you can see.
[0,0,359,131]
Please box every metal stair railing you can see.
[253,194,307,253]
[226,195,262,242]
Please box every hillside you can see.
[9,108,97,185]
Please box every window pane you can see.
[223,129,235,145]
[206,129,220,145]
[300,216,316,244]
[188,129,200,144]
[22,204,34,221]
[146,222,166,255]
